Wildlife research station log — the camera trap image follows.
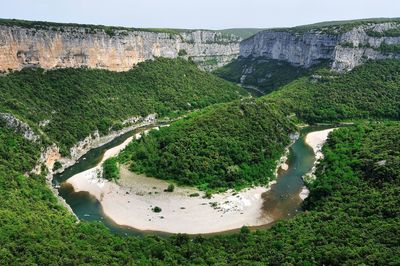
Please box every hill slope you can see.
[119,59,400,191]
[0,17,399,266]
[214,58,327,94]
[1,119,399,265]
[265,60,400,122]
[119,99,296,191]
[0,58,246,154]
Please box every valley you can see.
[0,17,399,265]
[54,123,335,234]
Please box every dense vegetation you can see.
[117,59,400,191]
[1,122,399,265]
[214,58,326,94]
[265,60,400,123]
[1,15,400,265]
[0,120,41,176]
[0,58,246,154]
[119,100,296,191]
[102,158,119,180]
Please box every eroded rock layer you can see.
[0,25,240,72]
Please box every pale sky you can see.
[0,0,399,30]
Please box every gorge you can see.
[0,17,399,265]
[53,123,336,234]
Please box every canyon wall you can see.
[240,22,400,71]
[240,31,339,67]
[0,25,240,72]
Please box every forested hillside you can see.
[118,99,296,191]
[118,59,400,191]
[266,60,400,122]
[1,121,399,265]
[0,58,246,154]
[214,58,324,94]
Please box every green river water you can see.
[53,126,330,236]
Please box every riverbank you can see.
[62,127,333,234]
[305,128,336,160]
[42,119,157,214]
[67,164,272,234]
[275,132,300,175]
[300,128,337,199]
[65,125,278,234]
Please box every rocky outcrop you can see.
[0,112,40,141]
[33,114,157,176]
[32,144,61,174]
[240,22,400,71]
[0,25,240,72]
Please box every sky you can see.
[1,0,399,30]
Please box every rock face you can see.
[240,22,400,71]
[0,112,40,141]
[241,31,339,67]
[0,25,240,72]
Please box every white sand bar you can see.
[66,135,273,234]
[305,128,336,160]
[301,128,337,199]
[67,167,272,234]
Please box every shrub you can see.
[164,184,175,192]
[52,161,62,172]
[152,206,162,213]
[178,49,188,56]
[204,191,213,199]
[379,42,400,54]
[102,157,119,180]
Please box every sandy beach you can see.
[67,166,272,234]
[305,128,336,160]
[66,133,273,234]
[65,127,336,234]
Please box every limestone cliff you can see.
[240,31,339,67]
[0,24,240,72]
[240,22,400,71]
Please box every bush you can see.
[178,49,188,56]
[104,27,115,37]
[52,161,62,172]
[164,184,175,192]
[379,42,400,54]
[102,158,119,180]
[152,206,162,213]
[204,191,213,199]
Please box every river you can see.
[53,125,331,236]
